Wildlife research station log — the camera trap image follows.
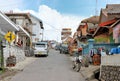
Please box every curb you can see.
[80,65,100,81]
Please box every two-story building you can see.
[0,11,20,68]
[5,13,32,49]
[30,14,44,45]
[5,12,33,56]
[61,28,72,43]
[5,12,44,57]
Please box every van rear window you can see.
[35,44,45,47]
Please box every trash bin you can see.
[6,55,16,67]
[93,54,100,65]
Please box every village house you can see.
[61,28,72,43]
[68,32,78,55]
[2,12,44,67]
[98,4,120,81]
[63,37,73,45]
[0,11,28,67]
[5,12,33,57]
[0,11,20,68]
[30,14,44,45]
[77,4,120,81]
[93,4,120,43]
[75,16,99,49]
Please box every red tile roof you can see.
[99,18,117,27]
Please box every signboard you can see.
[4,31,16,43]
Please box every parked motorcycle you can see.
[72,51,83,72]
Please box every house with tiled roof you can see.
[99,4,120,23]
[98,4,120,81]
[93,4,120,43]
[69,16,99,56]
[76,16,99,43]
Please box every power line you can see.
[42,20,61,31]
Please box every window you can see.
[11,18,16,24]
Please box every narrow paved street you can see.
[10,49,85,81]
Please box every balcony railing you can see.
[61,32,72,35]
[61,30,71,32]
[23,26,32,34]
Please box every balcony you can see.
[23,26,32,35]
[61,32,72,35]
[62,30,71,32]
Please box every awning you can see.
[99,18,117,27]
[17,25,30,37]
[110,19,120,28]
[0,11,19,35]
[93,18,118,37]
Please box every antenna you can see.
[95,0,98,16]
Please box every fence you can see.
[93,43,120,52]
[82,45,89,55]
[82,39,120,55]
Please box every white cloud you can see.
[1,1,120,42]
[38,5,86,42]
[0,0,24,12]
[7,5,86,42]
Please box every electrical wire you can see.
[42,20,61,31]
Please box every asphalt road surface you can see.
[10,49,85,81]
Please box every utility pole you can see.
[42,29,44,41]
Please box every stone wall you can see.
[100,54,120,80]
[100,65,120,81]
[3,45,26,66]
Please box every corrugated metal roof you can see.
[106,4,120,9]
[81,16,99,24]
[0,11,19,34]
[103,4,120,15]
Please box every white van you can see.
[34,42,49,56]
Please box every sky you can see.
[0,0,120,42]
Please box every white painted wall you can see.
[31,16,42,43]
[3,44,25,67]
[101,54,120,66]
